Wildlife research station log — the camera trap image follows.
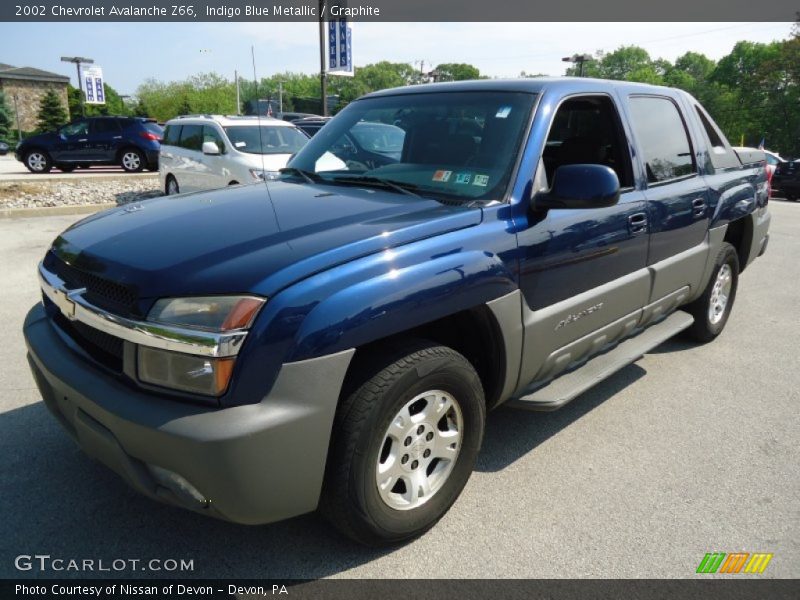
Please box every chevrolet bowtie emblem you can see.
[53,287,86,320]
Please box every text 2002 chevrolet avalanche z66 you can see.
[24,78,770,545]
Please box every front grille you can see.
[43,251,138,316]
[51,307,124,372]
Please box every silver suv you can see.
[159,115,309,194]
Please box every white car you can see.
[159,115,310,195]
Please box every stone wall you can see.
[0,79,69,132]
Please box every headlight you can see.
[250,168,280,181]
[139,295,265,396]
[148,295,264,331]
[138,346,235,396]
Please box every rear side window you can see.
[694,105,740,170]
[91,119,120,134]
[178,124,202,151]
[629,96,695,183]
[162,125,181,146]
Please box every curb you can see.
[0,203,115,219]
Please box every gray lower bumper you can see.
[24,304,354,525]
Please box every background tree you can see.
[36,89,68,132]
[433,63,481,81]
[67,82,129,119]
[0,90,13,140]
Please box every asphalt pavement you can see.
[0,200,797,579]
[0,154,155,181]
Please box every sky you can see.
[0,21,793,95]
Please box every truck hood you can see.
[48,181,482,307]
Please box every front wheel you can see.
[684,242,739,343]
[322,341,485,546]
[24,150,52,173]
[120,148,145,172]
[165,175,179,195]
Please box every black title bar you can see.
[3,0,799,22]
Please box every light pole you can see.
[60,56,94,116]
[318,1,327,116]
[562,53,593,77]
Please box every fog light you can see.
[148,464,208,508]
[138,346,235,396]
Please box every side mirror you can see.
[534,164,620,210]
[202,141,220,155]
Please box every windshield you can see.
[287,91,537,202]
[224,125,309,155]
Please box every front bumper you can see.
[24,304,354,525]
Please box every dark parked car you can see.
[0,140,9,155]
[15,116,162,173]
[771,159,800,201]
[292,116,332,137]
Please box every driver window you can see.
[543,96,633,189]
[61,120,89,137]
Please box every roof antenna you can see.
[251,45,273,202]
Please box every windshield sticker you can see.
[495,106,512,119]
[454,172,472,185]
[473,174,490,187]
[234,141,247,147]
[432,170,452,182]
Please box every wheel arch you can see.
[723,215,754,273]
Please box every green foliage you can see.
[434,63,482,81]
[67,82,130,119]
[36,89,68,132]
[564,34,800,156]
[0,90,12,140]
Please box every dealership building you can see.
[0,63,70,132]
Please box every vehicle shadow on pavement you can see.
[1,364,646,579]
[477,363,647,473]
[0,402,391,580]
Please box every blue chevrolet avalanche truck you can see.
[24,78,770,545]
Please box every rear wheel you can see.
[120,148,145,172]
[24,150,52,173]
[684,242,739,343]
[321,341,485,546]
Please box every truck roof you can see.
[362,77,682,99]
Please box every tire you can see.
[321,340,485,546]
[684,242,739,343]
[165,175,179,195]
[120,148,145,172]
[24,150,52,173]
[57,164,76,173]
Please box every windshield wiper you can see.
[278,167,324,184]
[326,175,421,198]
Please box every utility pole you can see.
[278,81,283,115]
[235,69,240,115]
[60,56,94,116]
[319,0,327,116]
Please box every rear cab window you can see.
[628,96,696,184]
[693,104,741,170]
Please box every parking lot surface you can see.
[0,155,155,181]
[0,200,797,579]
